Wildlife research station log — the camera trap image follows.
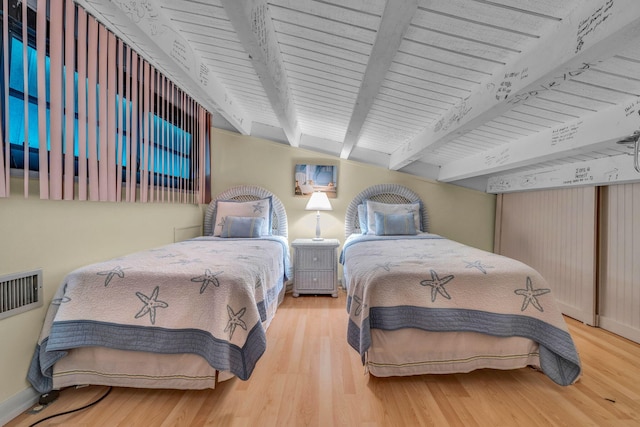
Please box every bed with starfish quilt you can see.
[340,184,581,386]
[28,186,292,393]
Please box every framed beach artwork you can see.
[294,164,338,198]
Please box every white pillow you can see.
[357,203,368,234]
[365,200,420,235]
[213,197,272,236]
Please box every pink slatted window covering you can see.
[177,86,183,201]
[21,0,28,195]
[36,0,48,199]
[1,0,210,203]
[168,79,174,204]
[159,75,166,203]
[0,0,7,197]
[107,32,117,202]
[198,106,207,204]
[148,66,155,202]
[116,39,124,202]
[187,96,193,204]
[141,61,150,203]
[49,0,63,200]
[98,24,108,200]
[129,52,142,202]
[87,16,99,201]
[63,0,75,200]
[77,7,88,201]
[129,51,139,202]
[124,46,133,203]
[198,106,204,204]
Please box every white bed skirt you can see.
[366,328,541,377]
[53,347,222,390]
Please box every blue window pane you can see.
[8,95,49,150]
[9,38,48,102]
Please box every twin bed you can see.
[340,184,581,386]
[28,183,581,396]
[29,185,291,393]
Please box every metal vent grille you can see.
[0,269,43,320]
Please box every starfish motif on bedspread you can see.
[352,295,364,317]
[170,258,202,265]
[514,277,550,312]
[191,269,223,294]
[97,266,126,286]
[420,269,455,302]
[52,284,71,305]
[157,253,178,259]
[373,262,398,272]
[464,260,493,274]
[225,305,247,339]
[411,252,436,260]
[135,286,168,325]
[359,251,383,258]
[52,295,71,305]
[255,276,262,289]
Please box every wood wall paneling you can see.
[496,188,597,325]
[599,183,640,343]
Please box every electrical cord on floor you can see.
[28,386,113,427]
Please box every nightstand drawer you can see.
[295,271,335,291]
[296,248,335,270]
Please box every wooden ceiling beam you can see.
[339,0,418,159]
[389,0,640,171]
[221,0,301,147]
[438,100,640,182]
[76,0,252,135]
[487,153,640,193]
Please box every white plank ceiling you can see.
[76,0,640,192]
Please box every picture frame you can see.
[294,164,338,198]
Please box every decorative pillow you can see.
[375,212,417,236]
[220,216,265,238]
[357,204,368,234]
[365,200,421,235]
[213,197,272,236]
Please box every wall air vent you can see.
[0,269,43,320]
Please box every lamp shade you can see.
[305,191,333,211]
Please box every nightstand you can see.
[292,238,340,297]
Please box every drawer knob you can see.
[313,257,318,261]
[313,277,318,282]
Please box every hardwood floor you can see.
[8,290,640,426]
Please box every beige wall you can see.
[0,128,495,413]
[211,128,496,251]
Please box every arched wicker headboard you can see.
[204,185,288,238]
[344,184,429,239]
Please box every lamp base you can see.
[313,211,324,241]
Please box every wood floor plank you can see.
[7,290,640,426]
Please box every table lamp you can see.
[305,191,332,241]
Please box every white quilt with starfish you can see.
[28,236,289,393]
[340,234,582,386]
